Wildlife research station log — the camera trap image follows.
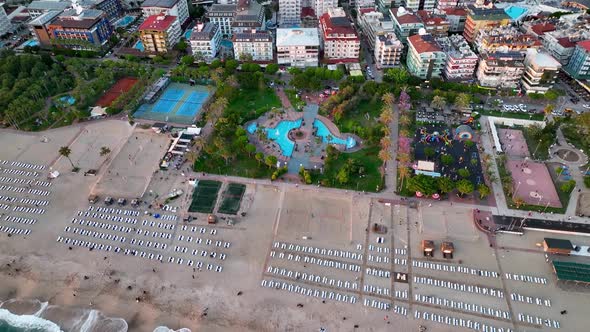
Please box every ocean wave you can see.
[0,299,128,332]
[0,308,62,332]
[153,326,192,332]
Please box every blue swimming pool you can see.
[22,39,39,47]
[220,40,233,49]
[185,30,192,39]
[134,40,145,52]
[505,6,528,20]
[265,119,302,157]
[247,122,258,134]
[59,95,76,105]
[314,119,356,149]
[115,15,135,27]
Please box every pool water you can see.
[265,119,302,157]
[115,15,135,27]
[185,30,192,39]
[313,119,356,149]
[505,6,528,20]
[22,39,39,47]
[134,40,145,52]
[247,122,258,134]
[59,96,76,105]
[220,40,233,49]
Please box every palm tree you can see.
[378,148,391,167]
[381,92,395,107]
[380,136,392,150]
[193,138,205,152]
[399,114,411,127]
[399,128,410,138]
[99,146,111,157]
[59,146,76,169]
[456,179,474,197]
[543,104,554,120]
[379,107,393,126]
[513,196,525,208]
[477,184,491,199]
[398,166,410,190]
[185,151,198,167]
[430,96,446,110]
[397,152,410,165]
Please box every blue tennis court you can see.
[134,83,213,124]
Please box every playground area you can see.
[135,83,212,124]
[218,183,246,215]
[96,77,139,107]
[189,180,221,213]
[413,125,485,185]
[506,160,561,208]
[497,129,530,158]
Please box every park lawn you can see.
[338,98,383,136]
[585,176,590,188]
[226,87,281,123]
[194,149,273,178]
[312,145,384,192]
[478,109,544,121]
[521,128,551,160]
[561,123,590,153]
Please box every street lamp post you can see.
[532,139,542,159]
[515,181,522,195]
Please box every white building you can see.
[355,0,376,11]
[374,33,403,69]
[476,52,525,88]
[521,49,561,94]
[207,4,236,36]
[141,0,190,27]
[357,8,395,51]
[279,0,301,26]
[403,0,435,11]
[189,22,221,62]
[232,30,273,61]
[26,1,71,18]
[406,32,446,79]
[319,7,360,62]
[314,0,338,18]
[276,28,320,67]
[436,34,478,81]
[0,3,12,36]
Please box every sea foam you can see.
[0,308,63,332]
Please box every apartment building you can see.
[417,9,449,38]
[390,6,424,44]
[139,14,181,53]
[206,4,236,36]
[279,0,301,26]
[0,3,11,36]
[314,0,338,18]
[475,26,542,55]
[80,0,123,22]
[406,33,446,79]
[301,7,318,28]
[463,6,510,43]
[476,52,525,88]
[437,34,477,81]
[232,0,265,35]
[521,49,561,94]
[232,29,273,61]
[565,40,590,79]
[403,0,435,11]
[141,0,189,27]
[374,33,403,69]
[357,9,395,50]
[189,22,221,62]
[276,28,320,67]
[319,7,360,62]
[45,8,113,50]
[27,1,71,19]
[436,0,459,10]
[442,7,466,34]
[355,0,375,11]
[524,22,556,38]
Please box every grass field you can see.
[478,109,544,121]
[189,180,222,213]
[218,183,246,215]
[226,88,281,124]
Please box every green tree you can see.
[458,168,470,178]
[265,155,278,168]
[456,179,474,197]
[454,93,471,110]
[560,180,576,193]
[265,63,279,75]
[99,146,111,157]
[181,55,194,66]
[437,177,455,194]
[255,152,264,166]
[407,174,438,196]
[174,39,188,52]
[59,146,76,169]
[384,67,409,85]
[424,147,435,160]
[441,154,454,166]
[430,95,446,110]
[336,167,349,184]
[477,184,491,199]
[245,143,256,156]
